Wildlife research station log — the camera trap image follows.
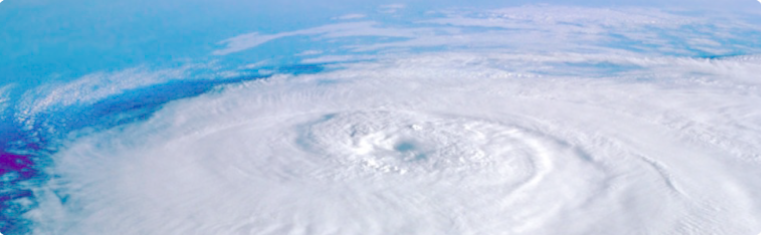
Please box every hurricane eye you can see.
[394,141,417,152]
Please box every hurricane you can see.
[1,1,761,235]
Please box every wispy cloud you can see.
[296,50,324,56]
[334,14,366,20]
[379,4,406,14]
[213,5,761,58]
[213,21,436,55]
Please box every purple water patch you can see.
[0,64,327,234]
[0,153,36,183]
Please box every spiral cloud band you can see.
[2,4,761,235]
[29,51,760,234]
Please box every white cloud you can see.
[296,50,324,56]
[379,4,406,14]
[213,5,760,58]
[0,84,12,113]
[18,66,195,118]
[212,32,288,56]
[42,50,761,235]
[213,21,437,55]
[334,13,366,20]
[300,54,379,63]
[240,60,271,69]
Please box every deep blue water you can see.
[0,64,329,234]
